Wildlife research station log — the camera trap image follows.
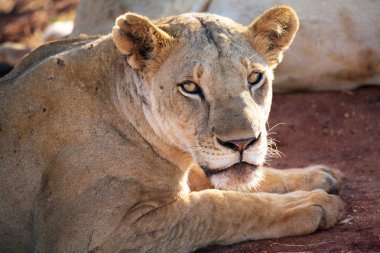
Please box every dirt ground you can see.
[197,86,380,253]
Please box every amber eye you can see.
[182,82,198,93]
[178,81,203,97]
[248,72,264,89]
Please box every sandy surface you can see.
[197,86,380,253]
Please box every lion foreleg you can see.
[256,165,345,194]
[92,189,345,252]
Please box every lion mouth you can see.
[202,162,264,191]
[202,162,258,178]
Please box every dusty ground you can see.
[197,86,380,253]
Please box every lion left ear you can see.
[112,12,173,70]
[244,6,299,68]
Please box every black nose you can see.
[217,133,261,152]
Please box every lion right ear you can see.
[244,6,299,69]
[112,13,172,70]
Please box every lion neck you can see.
[113,58,193,171]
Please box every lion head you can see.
[112,7,299,191]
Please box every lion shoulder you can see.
[0,35,99,85]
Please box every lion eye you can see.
[248,72,264,90]
[178,81,203,98]
[182,82,198,93]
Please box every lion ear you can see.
[112,12,172,70]
[244,6,299,68]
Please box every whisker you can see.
[267,137,280,144]
[264,135,285,167]
[267,122,285,132]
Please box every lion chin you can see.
[204,162,266,192]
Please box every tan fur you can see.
[189,164,344,193]
[244,6,299,68]
[112,13,173,70]
[0,8,345,253]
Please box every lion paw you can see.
[280,190,346,234]
[308,189,346,229]
[304,165,345,194]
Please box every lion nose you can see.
[217,133,261,152]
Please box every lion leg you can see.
[92,189,345,252]
[256,165,345,194]
[188,164,213,191]
[187,165,344,194]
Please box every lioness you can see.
[0,7,345,253]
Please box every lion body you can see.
[0,10,345,253]
[0,35,188,252]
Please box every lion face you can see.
[112,8,299,190]
[149,27,273,190]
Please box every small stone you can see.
[341,90,354,96]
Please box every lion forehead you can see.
[157,13,246,48]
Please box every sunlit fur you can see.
[0,8,346,253]
[112,10,299,190]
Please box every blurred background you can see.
[0,0,78,76]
